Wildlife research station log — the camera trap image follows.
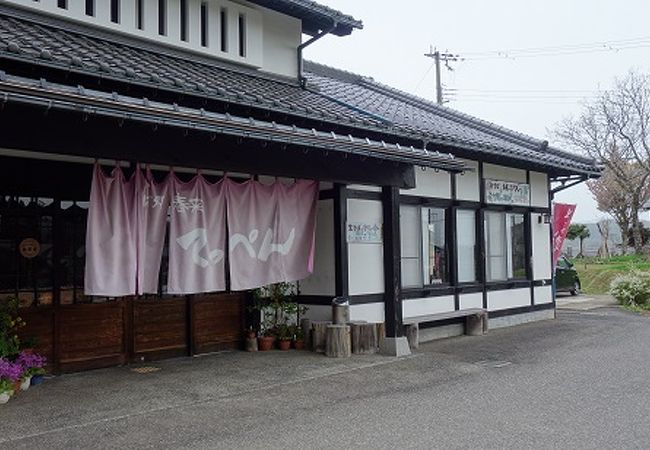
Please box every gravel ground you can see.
[1,305,648,449]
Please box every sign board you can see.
[19,238,40,259]
[485,179,530,206]
[346,222,383,244]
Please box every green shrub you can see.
[609,271,650,306]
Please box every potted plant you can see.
[0,296,24,359]
[293,326,306,350]
[258,327,277,352]
[0,357,21,404]
[17,351,46,387]
[20,337,38,355]
[277,324,292,351]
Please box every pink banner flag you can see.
[167,174,226,294]
[135,167,171,294]
[552,202,577,267]
[226,178,318,291]
[85,164,137,296]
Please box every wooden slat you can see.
[192,293,246,354]
[132,298,187,355]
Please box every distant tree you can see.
[567,224,591,258]
[586,158,650,254]
[627,223,650,248]
[555,70,650,254]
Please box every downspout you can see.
[298,21,338,88]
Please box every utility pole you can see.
[424,46,460,105]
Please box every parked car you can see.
[555,256,581,295]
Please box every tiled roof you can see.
[304,62,601,177]
[247,0,363,36]
[0,72,464,171]
[0,6,382,131]
[0,5,600,178]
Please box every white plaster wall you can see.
[534,285,553,305]
[531,214,552,280]
[7,0,297,76]
[487,288,530,311]
[456,159,480,202]
[402,296,455,319]
[257,3,301,77]
[483,163,527,183]
[349,303,385,323]
[459,292,483,310]
[530,171,550,208]
[347,199,384,295]
[299,199,335,296]
[401,167,451,198]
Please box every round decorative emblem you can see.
[19,238,40,259]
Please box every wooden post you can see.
[382,186,404,338]
[300,318,312,348]
[311,321,331,353]
[325,324,351,358]
[351,322,378,354]
[405,323,419,349]
[376,322,386,349]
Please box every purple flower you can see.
[16,352,46,370]
[0,358,23,382]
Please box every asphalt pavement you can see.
[1,302,649,449]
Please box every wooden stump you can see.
[375,322,386,349]
[300,318,312,348]
[466,312,487,336]
[325,324,351,358]
[311,321,331,353]
[405,323,419,349]
[351,322,378,354]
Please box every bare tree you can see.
[555,70,650,254]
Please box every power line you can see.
[424,46,460,104]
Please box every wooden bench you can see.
[402,308,488,349]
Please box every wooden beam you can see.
[382,185,403,338]
[334,184,349,297]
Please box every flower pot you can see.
[20,377,32,391]
[293,339,305,350]
[0,392,10,404]
[31,375,45,386]
[258,336,275,351]
[278,339,291,351]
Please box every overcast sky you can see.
[305,0,650,223]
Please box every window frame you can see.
[399,201,451,290]
[484,209,529,283]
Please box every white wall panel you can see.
[456,160,480,202]
[401,167,451,198]
[530,171,550,208]
[534,285,553,305]
[349,303,385,323]
[459,293,483,310]
[483,163,527,183]
[487,288,530,311]
[299,304,331,322]
[532,215,552,279]
[347,199,384,295]
[299,199,335,296]
[402,296,455,318]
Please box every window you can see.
[200,2,209,47]
[220,8,228,52]
[180,0,189,42]
[456,209,477,283]
[485,211,526,281]
[238,14,246,57]
[58,0,67,9]
[400,205,447,288]
[110,0,120,24]
[85,0,95,16]
[159,0,167,36]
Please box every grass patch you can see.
[570,255,650,295]
[622,303,650,314]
